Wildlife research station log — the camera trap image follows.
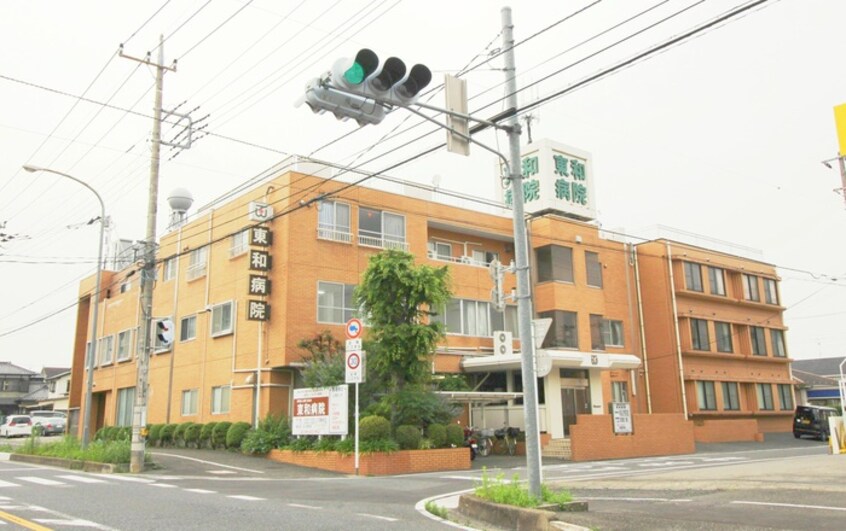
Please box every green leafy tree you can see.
[356,250,450,426]
[298,331,345,387]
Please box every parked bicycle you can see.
[473,426,520,457]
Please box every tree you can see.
[356,250,451,425]
[298,330,344,388]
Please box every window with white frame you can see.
[181,389,199,416]
[163,257,176,281]
[98,335,114,365]
[490,305,519,338]
[210,302,233,337]
[696,381,717,410]
[431,298,492,337]
[684,262,703,292]
[211,385,231,414]
[777,384,793,410]
[742,273,760,302]
[471,249,499,267]
[230,229,249,258]
[771,329,786,357]
[116,329,133,361]
[603,319,624,347]
[612,381,629,403]
[187,246,208,280]
[756,383,774,410]
[585,251,603,288]
[318,200,351,242]
[317,281,357,324]
[708,266,726,296]
[116,387,136,426]
[763,278,779,305]
[153,317,173,352]
[428,241,452,260]
[180,315,197,342]
[722,382,740,410]
[358,207,406,249]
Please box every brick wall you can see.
[570,413,694,461]
[692,418,761,442]
[267,447,470,475]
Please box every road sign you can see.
[345,318,363,339]
[346,339,362,351]
[345,350,366,384]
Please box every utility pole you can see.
[120,35,176,473]
[502,6,543,498]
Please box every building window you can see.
[187,246,208,281]
[318,200,351,242]
[211,385,231,414]
[116,387,136,426]
[230,230,249,258]
[510,372,546,405]
[708,266,725,296]
[585,251,603,288]
[589,314,604,350]
[210,302,233,337]
[471,249,499,267]
[750,326,767,356]
[180,315,197,342]
[539,310,578,349]
[181,389,199,416]
[163,257,176,281]
[770,329,786,357]
[715,322,733,353]
[742,274,760,302]
[85,341,92,369]
[536,245,574,283]
[756,383,774,410]
[690,319,710,351]
[153,318,173,352]
[432,299,492,337]
[590,315,623,350]
[763,278,779,305]
[358,207,406,250]
[490,305,519,338]
[612,381,629,403]
[117,329,133,361]
[98,335,114,365]
[684,262,703,292]
[777,384,793,410]
[696,381,717,411]
[317,281,357,324]
[428,241,452,260]
[722,382,740,410]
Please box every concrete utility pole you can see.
[502,6,543,498]
[120,36,176,473]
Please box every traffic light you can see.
[298,49,432,127]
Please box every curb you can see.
[457,494,590,531]
[8,453,126,473]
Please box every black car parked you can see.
[793,405,838,441]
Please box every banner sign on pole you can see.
[292,386,348,435]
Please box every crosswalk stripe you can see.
[17,477,66,486]
[184,489,216,494]
[0,482,18,489]
[56,475,108,484]
[228,495,264,501]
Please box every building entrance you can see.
[560,369,591,437]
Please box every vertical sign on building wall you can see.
[611,402,633,434]
[498,139,596,221]
[246,207,273,322]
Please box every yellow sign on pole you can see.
[834,103,846,155]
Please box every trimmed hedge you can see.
[446,423,464,448]
[200,422,217,447]
[184,423,202,447]
[160,423,177,445]
[212,422,232,449]
[359,415,391,442]
[426,423,447,448]
[395,425,421,450]
[148,424,163,445]
[226,422,251,449]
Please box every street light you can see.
[22,164,105,449]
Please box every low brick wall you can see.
[267,447,470,475]
[693,418,761,442]
[570,414,695,462]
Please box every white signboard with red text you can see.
[291,386,348,436]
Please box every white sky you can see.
[1,0,844,371]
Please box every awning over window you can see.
[434,391,523,405]
[460,349,641,373]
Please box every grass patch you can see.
[425,500,448,519]
[14,435,148,464]
[474,468,572,509]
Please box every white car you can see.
[0,415,33,438]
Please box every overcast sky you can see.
[1,0,844,371]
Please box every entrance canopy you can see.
[435,390,523,405]
[460,349,641,373]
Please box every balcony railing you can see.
[426,250,494,268]
[317,226,353,243]
[358,233,409,251]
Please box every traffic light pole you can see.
[121,36,175,473]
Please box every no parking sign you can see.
[345,350,365,384]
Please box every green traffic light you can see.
[343,63,366,85]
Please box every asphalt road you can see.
[0,433,839,530]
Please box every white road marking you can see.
[437,495,461,509]
[149,483,177,488]
[637,461,694,467]
[101,475,154,483]
[151,452,264,474]
[288,503,320,509]
[699,457,745,462]
[439,475,477,480]
[227,495,264,501]
[57,475,108,484]
[34,519,104,527]
[184,488,216,494]
[0,481,18,488]
[579,496,692,503]
[357,513,399,522]
[0,497,11,501]
[0,505,25,510]
[207,470,236,475]
[732,500,846,512]
[17,477,66,486]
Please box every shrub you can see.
[395,425,421,450]
[173,423,190,446]
[360,439,399,454]
[148,424,163,445]
[184,423,202,447]
[426,423,447,448]
[474,469,573,509]
[117,426,132,441]
[359,415,391,442]
[333,437,354,455]
[212,422,232,449]
[160,424,177,446]
[200,422,217,447]
[288,436,315,452]
[445,423,464,447]
[226,422,251,449]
